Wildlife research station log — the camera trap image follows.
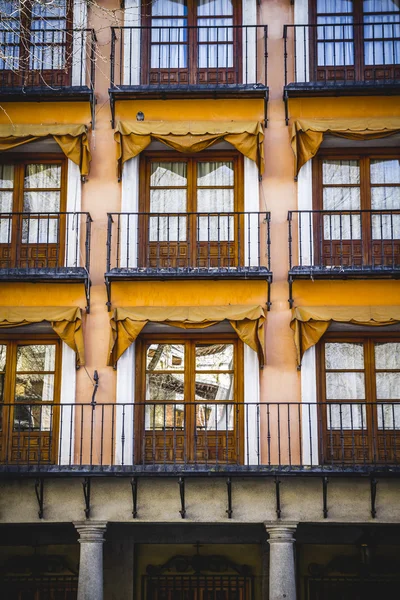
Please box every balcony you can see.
[283,21,400,121]
[0,28,97,124]
[1,401,400,475]
[0,211,92,312]
[105,211,272,309]
[288,210,400,305]
[109,25,268,124]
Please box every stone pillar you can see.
[75,522,107,600]
[265,524,297,600]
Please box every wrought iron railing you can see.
[0,212,92,273]
[0,27,97,90]
[0,402,400,472]
[284,21,400,88]
[110,25,268,89]
[106,212,271,276]
[288,210,400,273]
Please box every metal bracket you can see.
[322,476,329,518]
[370,477,378,519]
[34,478,44,519]
[91,371,99,409]
[178,477,186,519]
[226,477,233,519]
[284,90,289,126]
[90,90,96,130]
[105,277,112,312]
[85,278,91,314]
[288,275,294,308]
[267,281,272,311]
[83,477,91,519]
[110,92,116,129]
[275,476,281,519]
[131,477,138,518]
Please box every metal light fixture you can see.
[136,111,144,121]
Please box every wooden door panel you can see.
[321,240,363,267]
[323,430,370,464]
[147,242,189,269]
[371,240,400,267]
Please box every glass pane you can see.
[323,160,360,185]
[371,160,400,184]
[326,403,367,430]
[150,189,187,213]
[0,374,4,404]
[197,161,234,186]
[15,374,55,402]
[197,215,234,241]
[149,215,187,242]
[376,373,400,399]
[326,372,365,399]
[198,44,233,68]
[0,164,14,188]
[195,373,233,400]
[198,0,234,16]
[318,0,353,13]
[198,21,233,42]
[24,164,61,189]
[21,217,59,244]
[325,342,364,369]
[197,189,234,212]
[0,1,20,70]
[151,44,187,69]
[16,345,56,372]
[31,0,67,18]
[363,0,400,12]
[152,0,187,17]
[146,344,185,370]
[13,403,52,431]
[0,191,13,212]
[323,213,361,240]
[195,403,234,430]
[375,342,400,369]
[377,403,400,430]
[145,404,185,430]
[146,373,185,401]
[150,163,187,187]
[323,187,361,210]
[23,191,61,212]
[0,344,6,370]
[371,213,400,239]
[371,187,400,210]
[196,343,234,370]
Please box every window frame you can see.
[0,154,68,269]
[316,331,400,463]
[312,148,400,267]
[135,332,244,464]
[0,333,63,465]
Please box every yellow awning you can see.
[0,306,85,366]
[291,118,400,178]
[291,305,400,366]
[108,305,266,367]
[115,120,265,177]
[0,124,91,177]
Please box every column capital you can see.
[264,523,298,544]
[74,522,107,543]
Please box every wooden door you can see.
[0,339,61,465]
[137,337,243,465]
[0,0,73,89]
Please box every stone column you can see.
[265,524,297,600]
[75,522,107,600]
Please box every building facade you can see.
[0,0,400,598]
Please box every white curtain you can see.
[150,162,187,243]
[0,0,20,70]
[0,164,14,243]
[371,159,400,239]
[364,0,400,66]
[197,161,234,242]
[322,160,361,240]
[22,164,61,244]
[375,342,400,429]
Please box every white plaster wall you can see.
[297,159,313,267]
[65,160,82,268]
[242,0,257,83]
[123,0,141,86]
[115,344,135,466]
[59,343,76,465]
[72,0,88,86]
[294,0,309,83]
[120,157,139,268]
[244,345,261,465]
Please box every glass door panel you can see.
[370,158,400,266]
[374,341,400,462]
[323,341,369,463]
[315,0,355,82]
[319,159,362,267]
[363,0,400,81]
[0,164,15,268]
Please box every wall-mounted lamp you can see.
[136,111,145,121]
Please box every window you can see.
[0,0,73,86]
[140,152,243,270]
[0,159,67,269]
[141,0,241,85]
[136,335,243,464]
[313,152,400,268]
[318,333,400,464]
[311,0,400,81]
[0,337,61,464]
